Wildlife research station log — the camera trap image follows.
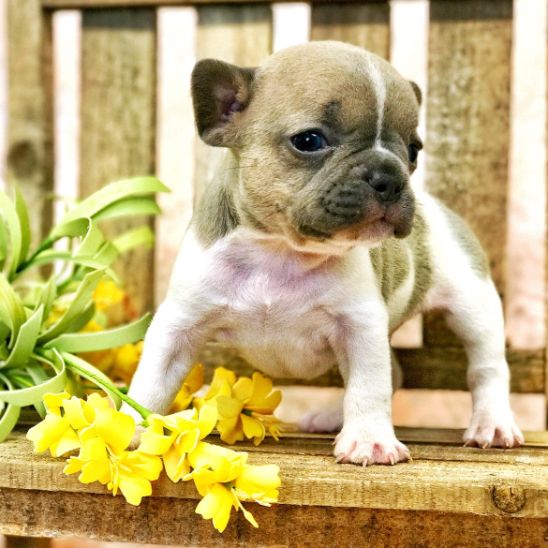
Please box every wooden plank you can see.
[5,538,51,548]
[423,0,513,347]
[193,5,272,207]
[1,489,547,547]
[43,0,385,7]
[6,0,54,244]
[200,342,545,392]
[1,432,548,519]
[80,9,156,315]
[311,0,389,58]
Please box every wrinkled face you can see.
[192,42,422,251]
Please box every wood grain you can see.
[423,0,514,348]
[2,489,547,547]
[80,9,157,314]
[43,0,383,7]
[311,0,389,58]
[1,431,547,519]
[200,342,545,393]
[193,5,272,207]
[6,0,54,244]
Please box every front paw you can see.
[334,427,410,466]
[464,410,524,448]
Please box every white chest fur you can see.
[168,229,362,379]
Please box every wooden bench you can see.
[1,0,547,546]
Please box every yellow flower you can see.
[187,442,280,532]
[110,341,144,384]
[208,372,283,445]
[108,450,163,506]
[234,464,281,505]
[92,280,129,325]
[26,392,80,457]
[170,363,205,412]
[78,320,116,373]
[139,404,217,482]
[63,435,111,484]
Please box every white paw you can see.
[299,407,342,433]
[464,410,524,448]
[334,427,410,466]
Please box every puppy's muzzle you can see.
[291,151,413,240]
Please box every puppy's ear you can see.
[409,81,422,105]
[191,59,256,147]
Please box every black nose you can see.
[363,170,403,203]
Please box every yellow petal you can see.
[232,377,253,403]
[197,404,218,439]
[247,373,282,413]
[188,441,247,484]
[43,392,71,416]
[216,396,242,420]
[195,484,235,533]
[163,446,190,483]
[138,429,176,455]
[217,416,244,445]
[62,396,89,430]
[184,363,204,393]
[117,473,152,506]
[234,464,281,503]
[122,451,163,481]
[204,367,236,400]
[93,407,135,454]
[241,415,265,445]
[26,414,79,456]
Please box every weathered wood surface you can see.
[80,9,157,315]
[193,5,272,207]
[200,343,546,393]
[311,1,389,58]
[6,0,53,244]
[43,0,384,7]
[1,430,547,515]
[423,0,513,347]
[3,490,548,548]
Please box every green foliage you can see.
[0,177,169,441]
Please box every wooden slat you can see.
[311,0,389,58]
[200,342,545,393]
[193,5,272,208]
[43,0,382,7]
[1,432,547,522]
[423,0,513,348]
[6,0,54,244]
[80,9,157,315]
[2,490,547,547]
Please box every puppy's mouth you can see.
[294,201,410,246]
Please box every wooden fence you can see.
[4,0,547,414]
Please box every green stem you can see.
[62,352,151,420]
[16,237,55,274]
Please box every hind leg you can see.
[441,278,523,448]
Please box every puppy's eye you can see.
[408,143,421,163]
[290,131,328,153]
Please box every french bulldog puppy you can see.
[123,41,523,465]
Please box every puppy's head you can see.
[192,41,422,251]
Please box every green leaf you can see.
[0,393,20,443]
[0,273,26,343]
[0,349,67,408]
[36,277,58,320]
[61,177,169,224]
[14,185,31,265]
[93,196,161,222]
[113,226,154,254]
[0,213,7,271]
[45,313,151,352]
[24,250,117,281]
[2,305,44,368]
[37,269,105,344]
[0,189,22,278]
[25,363,50,418]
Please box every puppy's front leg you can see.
[333,308,410,466]
[121,299,203,424]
